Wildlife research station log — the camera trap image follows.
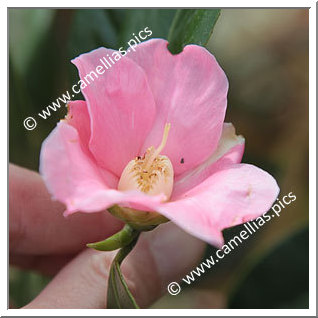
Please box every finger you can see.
[23,222,206,309]
[10,253,77,276]
[9,164,122,255]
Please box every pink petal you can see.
[65,100,119,186]
[127,39,229,175]
[157,164,279,247]
[72,47,156,177]
[66,100,91,154]
[40,121,164,216]
[40,122,116,209]
[65,189,165,217]
[172,123,245,199]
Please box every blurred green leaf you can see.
[68,9,118,58]
[167,9,220,53]
[229,228,309,309]
[113,9,177,45]
[10,268,50,308]
[10,9,71,169]
[9,9,56,77]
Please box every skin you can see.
[9,164,205,309]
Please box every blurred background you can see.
[9,9,309,309]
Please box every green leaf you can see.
[87,224,139,251]
[167,9,221,54]
[107,235,140,309]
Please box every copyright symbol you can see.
[167,282,181,296]
[23,117,37,131]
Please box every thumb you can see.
[23,222,205,309]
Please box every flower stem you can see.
[114,232,140,265]
[107,233,141,308]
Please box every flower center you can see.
[118,123,174,200]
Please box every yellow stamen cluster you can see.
[118,123,174,200]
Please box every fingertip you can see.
[145,223,206,289]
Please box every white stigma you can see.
[118,123,174,201]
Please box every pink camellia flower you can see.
[40,39,279,247]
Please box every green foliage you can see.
[229,228,309,308]
[167,9,220,53]
[9,268,50,308]
[9,9,55,77]
[114,9,176,45]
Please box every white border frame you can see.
[3,1,316,316]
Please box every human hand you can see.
[9,164,205,308]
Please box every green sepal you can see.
[87,224,139,251]
[108,205,168,230]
